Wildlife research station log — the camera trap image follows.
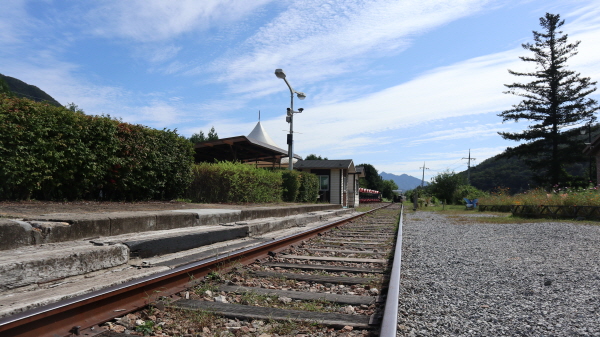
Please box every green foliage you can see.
[185,162,283,203]
[453,185,487,204]
[358,163,382,190]
[427,170,466,204]
[305,154,328,160]
[498,13,599,187]
[207,126,218,140]
[297,171,319,202]
[135,320,155,335]
[281,170,301,201]
[189,130,206,143]
[105,124,194,200]
[464,125,598,193]
[381,179,398,199]
[0,94,194,200]
[189,126,218,143]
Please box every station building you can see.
[192,122,364,207]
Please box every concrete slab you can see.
[124,226,249,258]
[0,242,128,291]
[21,213,112,244]
[0,208,362,318]
[0,219,34,250]
[1,204,342,250]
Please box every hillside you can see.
[380,172,425,191]
[0,73,61,106]
[459,125,596,193]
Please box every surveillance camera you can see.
[298,108,304,112]
[287,108,291,112]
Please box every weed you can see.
[135,320,154,336]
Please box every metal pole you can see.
[280,77,294,171]
[289,88,294,171]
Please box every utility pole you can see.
[462,149,476,185]
[420,162,429,187]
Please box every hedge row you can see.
[185,162,283,203]
[281,170,319,202]
[0,94,194,200]
[185,163,320,203]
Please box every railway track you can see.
[0,203,403,337]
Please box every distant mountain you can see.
[380,172,426,192]
[0,73,61,106]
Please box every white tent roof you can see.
[247,122,279,148]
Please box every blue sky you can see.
[2,0,600,183]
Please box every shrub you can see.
[281,170,301,202]
[186,162,283,203]
[0,94,194,200]
[453,185,488,205]
[297,172,319,202]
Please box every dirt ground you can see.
[0,200,303,218]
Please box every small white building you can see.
[294,160,363,207]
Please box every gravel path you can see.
[398,212,600,336]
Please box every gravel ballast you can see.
[399,212,600,336]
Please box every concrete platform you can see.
[0,205,359,318]
[0,204,341,250]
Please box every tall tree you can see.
[358,163,383,191]
[207,126,218,140]
[498,13,599,187]
[190,126,218,143]
[189,131,206,143]
[305,154,328,160]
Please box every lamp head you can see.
[298,108,304,113]
[275,69,286,79]
[296,91,306,100]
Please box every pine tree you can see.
[207,126,218,140]
[498,13,599,187]
[189,130,206,143]
[189,126,219,143]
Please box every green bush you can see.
[104,124,194,200]
[452,185,488,205]
[297,172,319,202]
[186,162,283,203]
[0,94,194,200]
[281,170,301,202]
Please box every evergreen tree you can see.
[358,163,383,191]
[305,154,328,160]
[189,131,206,143]
[207,126,218,140]
[189,126,218,143]
[498,13,599,187]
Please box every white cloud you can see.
[210,0,492,92]
[87,0,273,42]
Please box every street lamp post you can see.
[275,69,306,170]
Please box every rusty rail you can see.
[0,204,391,337]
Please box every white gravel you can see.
[398,212,600,336]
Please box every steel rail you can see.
[379,204,404,337]
[0,203,391,337]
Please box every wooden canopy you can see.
[193,136,301,165]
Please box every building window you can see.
[319,175,329,191]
